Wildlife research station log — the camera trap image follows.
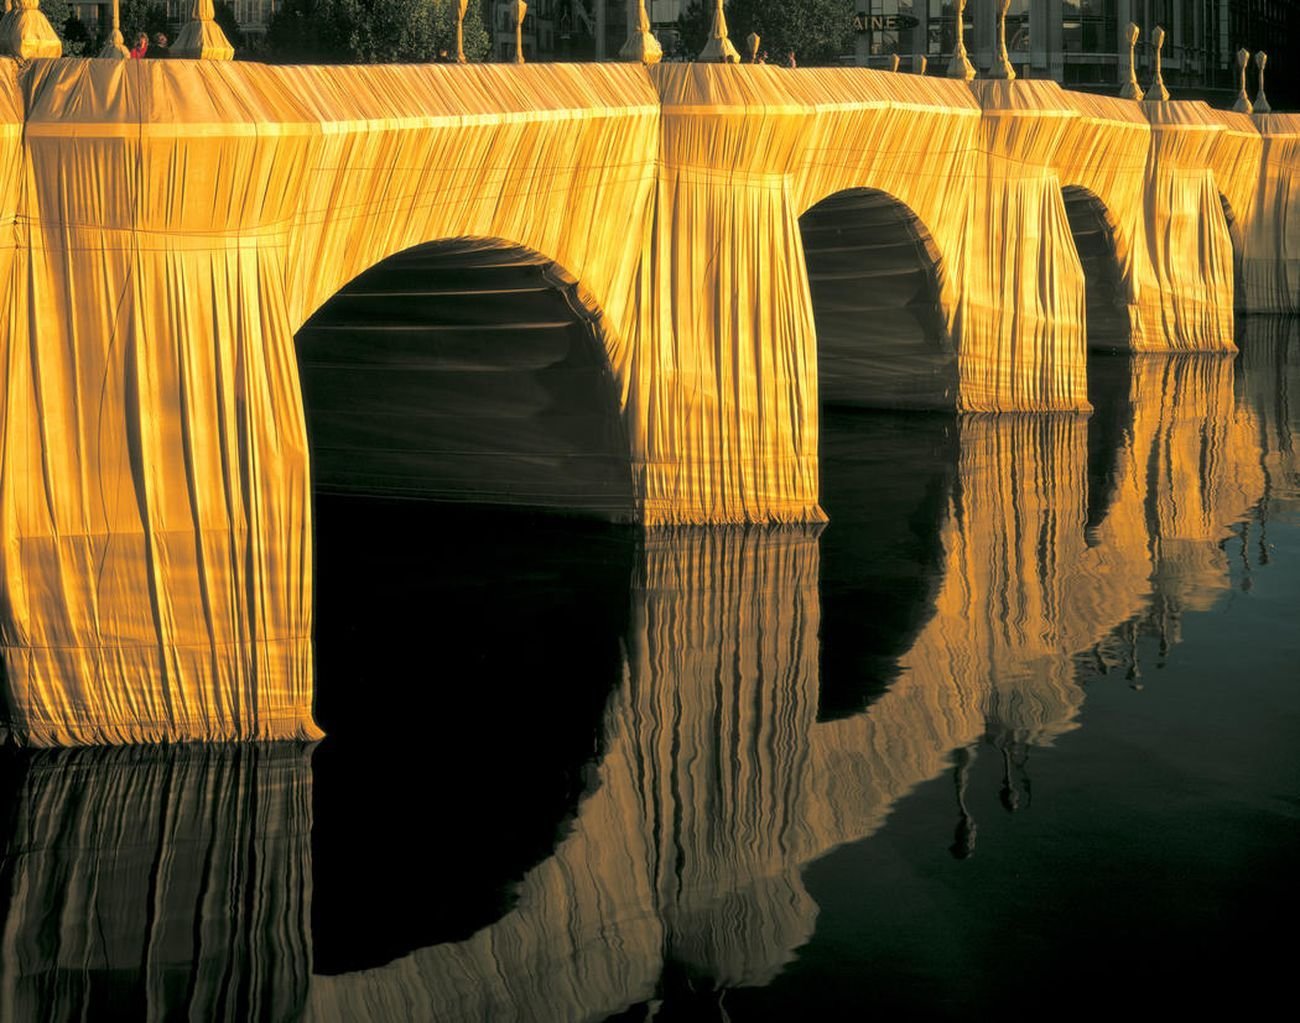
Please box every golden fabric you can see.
[1247,114,1300,312]
[0,336,1276,1013]
[309,360,1272,1014]
[0,58,1293,744]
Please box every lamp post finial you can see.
[1120,22,1144,100]
[1144,25,1170,102]
[989,0,1016,80]
[1255,51,1272,113]
[620,0,663,64]
[946,0,975,81]
[173,0,235,60]
[1233,48,1253,113]
[698,0,741,63]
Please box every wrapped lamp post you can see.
[989,0,1016,80]
[1144,26,1170,102]
[1255,52,1272,114]
[946,0,974,81]
[174,0,235,60]
[99,0,130,59]
[619,0,662,65]
[513,1,526,64]
[1120,23,1144,100]
[1232,49,1253,113]
[698,0,740,64]
[1,0,62,59]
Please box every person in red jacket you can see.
[129,33,148,59]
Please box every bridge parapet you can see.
[0,57,663,743]
[963,80,1088,410]
[1141,101,1244,347]
[0,56,1296,746]
[647,65,984,523]
[1247,113,1300,312]
[1056,90,1155,349]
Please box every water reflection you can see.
[1,321,1295,1022]
[0,745,312,1021]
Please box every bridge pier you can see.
[962,81,1090,410]
[1246,114,1300,312]
[0,58,1299,745]
[1139,103,1242,347]
[0,177,319,745]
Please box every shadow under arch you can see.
[296,237,639,971]
[295,237,635,522]
[1219,192,1246,316]
[798,188,957,410]
[1061,185,1132,351]
[798,190,957,718]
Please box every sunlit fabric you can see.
[1140,102,1250,342]
[0,57,1297,744]
[0,744,312,1021]
[304,355,1276,1015]
[1246,115,1300,313]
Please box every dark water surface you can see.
[1,321,1297,1020]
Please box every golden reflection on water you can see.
[1,327,1296,1022]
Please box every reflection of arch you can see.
[1219,192,1245,315]
[1061,186,1131,350]
[295,238,635,521]
[798,189,957,410]
[309,503,633,973]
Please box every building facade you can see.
[496,2,684,61]
[54,1,1298,107]
[68,2,279,37]
[853,2,1297,106]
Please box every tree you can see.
[679,0,854,66]
[267,0,489,65]
[117,1,170,44]
[214,1,245,50]
[432,0,489,61]
[40,0,81,55]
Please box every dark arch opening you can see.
[799,188,957,410]
[295,238,635,522]
[800,190,957,721]
[297,239,636,972]
[1220,193,1246,316]
[1061,186,1131,351]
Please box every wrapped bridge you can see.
[1,57,1297,744]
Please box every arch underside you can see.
[1062,186,1131,350]
[800,189,956,410]
[1220,193,1245,315]
[296,239,635,522]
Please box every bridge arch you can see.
[797,188,957,410]
[1060,185,1132,350]
[1219,192,1246,315]
[294,238,636,521]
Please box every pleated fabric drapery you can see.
[1247,114,1300,312]
[0,57,1295,747]
[0,59,661,745]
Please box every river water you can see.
[0,320,1296,1020]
